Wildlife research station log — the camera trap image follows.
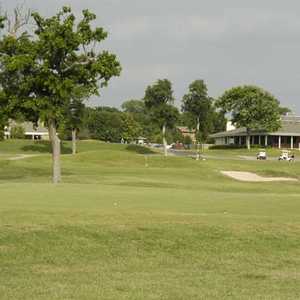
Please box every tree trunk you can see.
[162,124,168,157]
[72,128,77,155]
[246,129,251,150]
[48,121,61,184]
[196,117,200,160]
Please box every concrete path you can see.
[7,154,42,161]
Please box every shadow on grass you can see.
[21,141,72,154]
[125,144,156,155]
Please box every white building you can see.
[4,121,49,140]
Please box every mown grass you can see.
[0,140,300,299]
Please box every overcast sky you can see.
[2,0,300,113]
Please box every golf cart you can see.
[257,149,267,160]
[278,150,295,162]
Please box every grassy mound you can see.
[125,144,156,155]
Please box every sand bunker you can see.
[221,171,298,182]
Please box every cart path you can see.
[221,171,298,182]
[7,154,43,161]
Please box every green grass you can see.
[0,140,300,299]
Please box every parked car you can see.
[257,149,267,160]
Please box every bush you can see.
[126,144,155,155]
[209,144,246,150]
[10,125,25,139]
[183,135,193,145]
[0,127,4,141]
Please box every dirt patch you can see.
[221,171,298,182]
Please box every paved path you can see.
[7,154,42,161]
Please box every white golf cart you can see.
[278,150,295,162]
[257,149,267,160]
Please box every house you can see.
[4,121,49,140]
[210,115,300,149]
[177,126,196,143]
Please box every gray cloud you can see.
[2,0,300,112]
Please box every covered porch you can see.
[230,135,300,149]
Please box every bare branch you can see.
[6,3,31,37]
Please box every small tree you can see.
[182,80,213,160]
[64,93,86,155]
[10,124,25,139]
[0,7,121,183]
[144,79,178,156]
[217,86,281,150]
[0,14,7,141]
[121,113,142,143]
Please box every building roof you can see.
[210,115,300,138]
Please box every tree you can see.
[86,107,123,142]
[0,7,121,183]
[279,106,291,116]
[144,79,179,156]
[121,99,160,142]
[211,109,227,133]
[64,97,85,155]
[121,113,142,143]
[217,86,281,150]
[182,80,213,159]
[121,99,145,115]
[10,123,25,139]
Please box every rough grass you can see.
[0,140,300,299]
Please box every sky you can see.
[2,0,300,113]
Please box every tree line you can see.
[57,79,226,149]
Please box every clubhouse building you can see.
[4,121,49,140]
[210,115,300,149]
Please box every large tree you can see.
[0,7,121,183]
[217,85,281,150]
[182,80,213,159]
[144,79,178,156]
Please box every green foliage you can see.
[217,85,281,132]
[183,135,193,145]
[0,114,6,141]
[144,79,179,129]
[0,128,3,141]
[121,99,145,115]
[86,108,123,142]
[125,144,155,154]
[211,109,227,133]
[279,106,292,115]
[10,124,25,139]
[0,6,121,181]
[209,144,246,150]
[182,80,215,142]
[121,113,142,142]
[0,6,121,135]
[121,99,161,142]
[85,107,142,143]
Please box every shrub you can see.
[126,144,155,155]
[10,125,25,139]
[183,135,193,145]
[209,144,246,150]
